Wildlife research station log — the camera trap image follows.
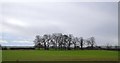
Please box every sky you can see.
[0,2,118,46]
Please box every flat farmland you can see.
[2,50,119,61]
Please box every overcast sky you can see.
[0,2,118,46]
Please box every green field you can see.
[2,50,119,61]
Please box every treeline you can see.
[34,33,96,50]
[0,33,119,50]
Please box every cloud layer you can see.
[0,2,118,46]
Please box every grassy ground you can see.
[2,50,119,61]
[0,50,2,63]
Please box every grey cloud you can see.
[0,2,118,46]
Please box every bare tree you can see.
[86,37,95,48]
[79,37,84,49]
[34,35,42,49]
[90,37,95,48]
[43,34,51,50]
[72,37,78,49]
[106,43,112,49]
[62,35,68,50]
[66,34,73,50]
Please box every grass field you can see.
[2,50,119,61]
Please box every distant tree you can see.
[46,34,51,50]
[86,37,95,48]
[62,35,69,50]
[79,37,84,49]
[72,37,78,49]
[52,33,59,49]
[34,35,42,49]
[90,37,95,48]
[43,34,50,50]
[57,33,63,49]
[67,34,73,50]
[106,43,112,49]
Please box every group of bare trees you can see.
[34,33,96,50]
